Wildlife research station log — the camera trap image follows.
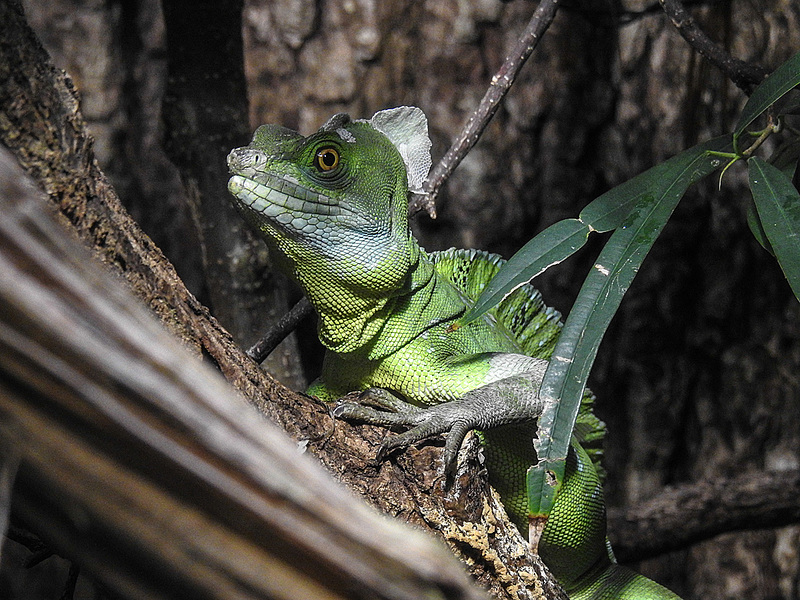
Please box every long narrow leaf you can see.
[462,219,589,324]
[735,50,800,136]
[746,200,775,255]
[465,137,732,326]
[579,161,699,232]
[528,137,730,518]
[749,156,800,301]
[580,136,732,233]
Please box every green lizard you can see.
[227,106,681,600]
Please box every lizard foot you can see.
[334,374,545,476]
[333,388,495,476]
[338,387,423,416]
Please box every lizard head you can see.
[227,107,432,302]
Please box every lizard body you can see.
[227,107,681,600]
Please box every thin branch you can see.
[412,0,560,218]
[607,469,800,562]
[247,297,314,364]
[659,0,767,94]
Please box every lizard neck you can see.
[306,240,463,358]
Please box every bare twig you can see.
[247,296,314,364]
[412,0,560,218]
[659,0,767,94]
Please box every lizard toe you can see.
[357,388,423,414]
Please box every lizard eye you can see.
[314,148,340,171]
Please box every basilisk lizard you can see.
[226,106,681,600]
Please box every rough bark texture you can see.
[7,0,800,599]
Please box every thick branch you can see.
[0,0,284,420]
[608,469,800,562]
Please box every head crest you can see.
[366,107,432,194]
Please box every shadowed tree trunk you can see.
[159,0,305,388]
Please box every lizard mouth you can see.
[227,172,344,221]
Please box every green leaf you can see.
[464,136,733,327]
[462,219,589,324]
[580,140,728,232]
[577,154,715,232]
[735,50,800,136]
[747,200,775,255]
[748,156,800,301]
[526,458,560,518]
[748,130,798,254]
[528,137,730,519]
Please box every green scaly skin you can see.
[227,108,681,600]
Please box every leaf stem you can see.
[741,116,782,158]
[714,115,781,187]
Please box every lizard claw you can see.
[372,413,478,480]
[333,388,481,477]
[334,376,544,478]
[332,387,422,426]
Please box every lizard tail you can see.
[541,442,681,600]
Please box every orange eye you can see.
[315,148,340,171]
